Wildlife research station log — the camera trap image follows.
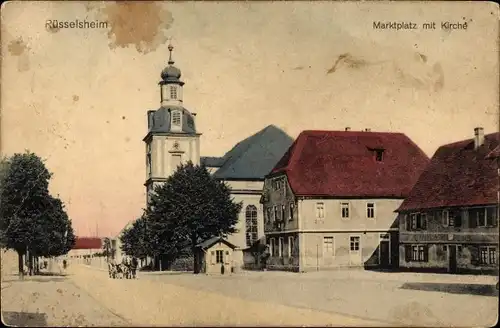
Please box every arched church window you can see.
[170,85,177,99]
[245,205,258,247]
[172,111,181,126]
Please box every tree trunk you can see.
[17,249,24,276]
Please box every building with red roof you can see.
[261,128,429,272]
[65,237,103,260]
[396,127,499,274]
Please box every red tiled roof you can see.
[270,130,430,197]
[73,237,102,250]
[397,132,499,211]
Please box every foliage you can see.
[102,237,115,259]
[144,161,242,272]
[120,216,152,260]
[0,152,75,271]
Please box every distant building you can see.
[113,220,135,263]
[261,128,429,272]
[195,236,238,275]
[397,127,499,274]
[67,237,103,259]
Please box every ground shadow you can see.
[2,311,48,327]
[400,282,499,297]
[36,271,68,277]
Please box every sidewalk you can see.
[70,264,385,326]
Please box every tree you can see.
[120,216,152,261]
[145,161,242,273]
[0,152,75,275]
[102,237,115,260]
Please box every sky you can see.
[1,1,498,237]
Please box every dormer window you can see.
[170,85,177,99]
[172,111,181,126]
[375,149,384,162]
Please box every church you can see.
[133,43,293,269]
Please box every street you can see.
[1,260,498,327]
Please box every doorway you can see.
[448,245,457,273]
[379,234,391,267]
[349,235,362,265]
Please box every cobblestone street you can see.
[1,257,498,327]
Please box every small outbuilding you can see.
[196,236,237,275]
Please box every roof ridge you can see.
[440,132,499,148]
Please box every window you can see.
[272,238,278,257]
[171,154,181,170]
[281,205,285,222]
[245,205,258,247]
[273,206,278,223]
[349,236,360,251]
[172,111,181,126]
[375,149,384,162]
[469,207,498,228]
[278,237,283,257]
[341,202,350,219]
[367,203,375,219]
[442,245,448,251]
[215,250,224,263]
[316,202,325,220]
[289,203,295,221]
[409,245,428,262]
[323,237,334,255]
[442,210,449,226]
[288,236,294,257]
[170,85,177,99]
[408,213,427,231]
[269,238,274,256]
[457,245,462,252]
[480,246,497,265]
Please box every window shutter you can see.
[224,251,230,264]
[423,245,429,262]
[455,213,462,227]
[210,251,215,265]
[469,211,477,228]
[421,216,427,230]
[405,215,410,231]
[405,245,411,262]
[486,208,494,227]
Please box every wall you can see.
[150,135,201,180]
[262,174,299,234]
[300,198,402,232]
[224,180,265,251]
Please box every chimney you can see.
[474,127,484,149]
[345,127,351,131]
[365,128,371,132]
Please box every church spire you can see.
[168,40,175,65]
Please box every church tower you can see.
[143,42,201,204]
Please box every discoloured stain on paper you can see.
[7,37,30,72]
[326,53,375,74]
[101,2,174,54]
[8,37,28,56]
[394,55,445,92]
